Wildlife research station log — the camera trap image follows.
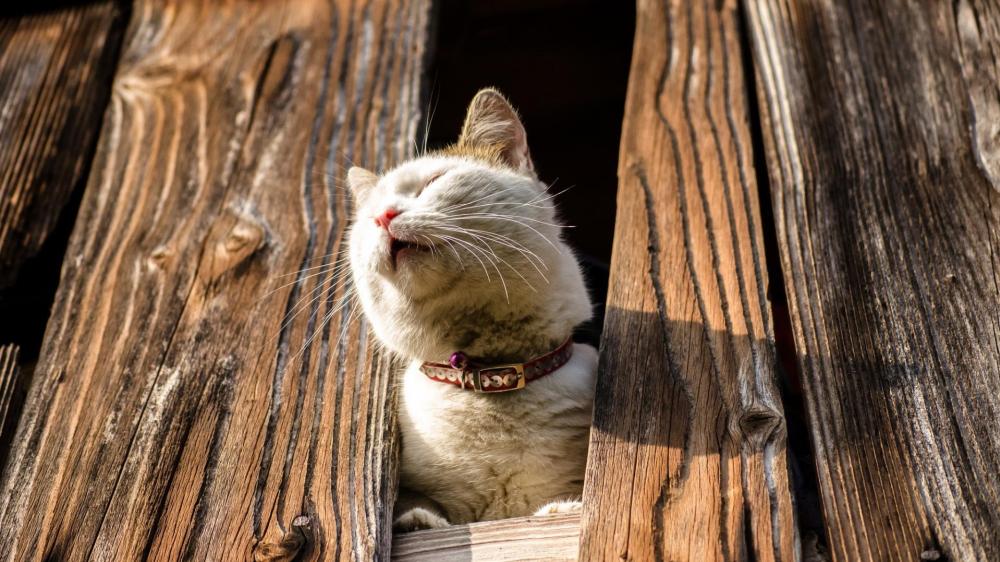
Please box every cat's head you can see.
[347,88,590,360]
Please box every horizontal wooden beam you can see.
[392,514,580,562]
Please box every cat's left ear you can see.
[347,166,378,204]
[458,88,536,176]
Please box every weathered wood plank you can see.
[744,0,1000,560]
[392,514,580,562]
[579,0,797,560]
[0,1,431,560]
[0,345,17,443]
[0,2,126,288]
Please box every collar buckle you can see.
[471,363,526,392]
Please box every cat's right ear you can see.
[347,166,378,205]
[458,88,536,176]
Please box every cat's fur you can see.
[347,88,597,528]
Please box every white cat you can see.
[347,88,597,529]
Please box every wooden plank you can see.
[0,2,126,287]
[578,0,797,560]
[0,345,18,443]
[0,1,432,560]
[392,514,580,562]
[744,0,1000,560]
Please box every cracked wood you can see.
[0,1,431,560]
[744,0,1000,560]
[579,0,796,560]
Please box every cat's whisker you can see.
[274,281,355,352]
[342,301,365,344]
[439,186,573,214]
[264,260,352,300]
[432,223,548,285]
[447,226,549,271]
[422,92,438,156]
[462,231,538,292]
[438,233,512,302]
[269,264,357,340]
[525,185,574,207]
[441,200,550,213]
[448,212,571,229]
[459,228,549,283]
[332,298,361,347]
[435,233,493,282]
[265,261,354,305]
[439,231,514,301]
[446,214,562,255]
[435,190,507,215]
[425,233,465,266]
[291,284,358,362]
[272,254,352,279]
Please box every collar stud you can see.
[449,351,468,370]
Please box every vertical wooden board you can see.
[0,0,432,560]
[0,345,18,443]
[579,1,796,561]
[744,0,1000,560]
[0,2,126,287]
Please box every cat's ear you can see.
[458,88,535,176]
[347,166,378,204]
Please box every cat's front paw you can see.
[533,500,583,516]
[393,507,450,532]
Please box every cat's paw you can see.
[533,500,583,516]
[393,507,450,532]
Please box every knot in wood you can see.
[205,214,267,282]
[252,516,311,562]
[737,407,784,443]
[147,245,173,270]
[224,219,264,253]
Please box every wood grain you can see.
[744,0,1000,559]
[0,345,18,444]
[0,1,431,560]
[0,1,126,287]
[579,0,796,560]
[392,513,580,562]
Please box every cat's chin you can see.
[374,257,461,302]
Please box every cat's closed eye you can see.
[409,170,446,197]
[423,171,446,189]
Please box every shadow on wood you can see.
[578,1,798,560]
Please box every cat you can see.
[346,88,597,530]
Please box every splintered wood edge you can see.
[391,513,580,561]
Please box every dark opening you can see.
[423,0,636,346]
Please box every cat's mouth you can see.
[389,236,431,266]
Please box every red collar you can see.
[419,338,574,393]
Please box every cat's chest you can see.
[397,347,597,522]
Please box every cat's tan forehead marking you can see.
[432,142,508,169]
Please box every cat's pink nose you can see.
[374,208,400,230]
